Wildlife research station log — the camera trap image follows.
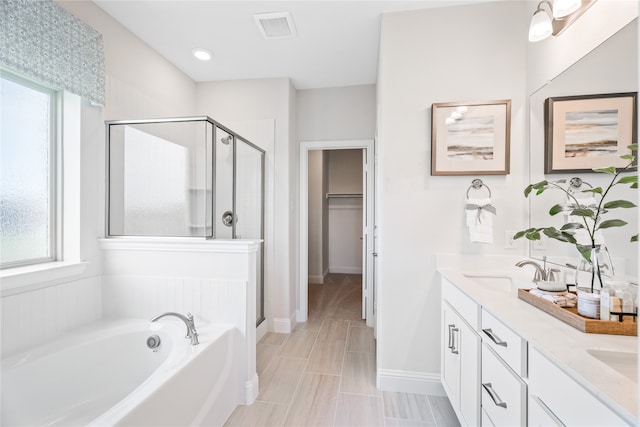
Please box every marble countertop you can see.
[439,268,638,425]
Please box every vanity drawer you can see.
[442,279,479,330]
[481,344,526,426]
[481,309,527,377]
[529,347,629,426]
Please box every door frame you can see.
[298,139,375,326]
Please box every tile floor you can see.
[224,273,459,427]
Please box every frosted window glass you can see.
[0,75,53,266]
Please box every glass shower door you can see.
[235,138,265,324]
[215,127,234,239]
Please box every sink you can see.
[463,274,515,292]
[587,349,638,383]
[463,273,535,293]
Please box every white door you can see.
[362,148,375,326]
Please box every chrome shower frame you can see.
[104,116,266,325]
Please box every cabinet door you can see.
[459,320,481,426]
[442,303,460,406]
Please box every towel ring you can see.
[466,179,492,198]
[568,177,593,196]
[569,177,593,189]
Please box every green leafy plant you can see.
[515,144,638,291]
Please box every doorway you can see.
[299,139,375,328]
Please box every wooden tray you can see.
[517,289,637,336]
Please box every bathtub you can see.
[1,319,240,426]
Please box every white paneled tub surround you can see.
[99,238,260,406]
[1,275,102,359]
[2,319,239,427]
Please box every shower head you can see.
[221,135,233,145]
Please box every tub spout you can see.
[151,312,199,345]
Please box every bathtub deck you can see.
[225,273,459,427]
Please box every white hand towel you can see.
[530,289,577,308]
[466,197,496,244]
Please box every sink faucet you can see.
[515,257,558,283]
[151,312,199,345]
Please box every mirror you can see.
[528,19,638,280]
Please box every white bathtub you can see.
[1,319,240,427]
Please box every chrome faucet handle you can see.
[546,268,561,282]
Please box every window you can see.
[1,71,58,268]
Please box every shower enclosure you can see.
[106,117,265,325]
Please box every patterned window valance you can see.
[0,0,105,106]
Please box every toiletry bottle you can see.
[600,283,613,321]
[615,283,634,315]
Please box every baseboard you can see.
[329,266,363,274]
[377,369,446,396]
[308,274,324,284]
[245,373,259,404]
[272,311,296,333]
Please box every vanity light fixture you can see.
[529,1,553,42]
[528,0,596,42]
[192,48,213,61]
[552,0,581,18]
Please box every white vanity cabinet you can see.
[441,279,481,426]
[528,347,629,426]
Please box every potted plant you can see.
[515,145,638,308]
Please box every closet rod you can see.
[325,193,363,199]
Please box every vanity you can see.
[439,265,637,426]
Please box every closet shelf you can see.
[325,193,363,199]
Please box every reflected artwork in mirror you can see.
[544,92,637,174]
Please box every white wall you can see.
[297,85,376,141]
[195,78,297,332]
[1,0,198,357]
[376,1,529,391]
[328,150,363,274]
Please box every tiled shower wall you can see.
[1,276,102,358]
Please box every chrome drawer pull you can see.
[448,324,455,349]
[451,327,459,354]
[482,382,507,408]
[482,328,508,347]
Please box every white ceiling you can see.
[93,1,493,89]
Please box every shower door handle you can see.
[222,211,236,227]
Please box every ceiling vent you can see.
[253,11,297,40]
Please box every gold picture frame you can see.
[431,99,511,176]
[544,92,637,174]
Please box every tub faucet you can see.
[515,258,558,283]
[151,312,199,346]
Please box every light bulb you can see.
[528,8,552,42]
[552,0,581,19]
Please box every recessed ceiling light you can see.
[192,48,212,61]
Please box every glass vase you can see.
[574,245,614,319]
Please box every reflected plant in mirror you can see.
[515,145,638,292]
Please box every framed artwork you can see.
[431,99,511,176]
[544,92,637,173]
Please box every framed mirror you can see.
[528,18,638,280]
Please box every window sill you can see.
[1,261,88,297]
